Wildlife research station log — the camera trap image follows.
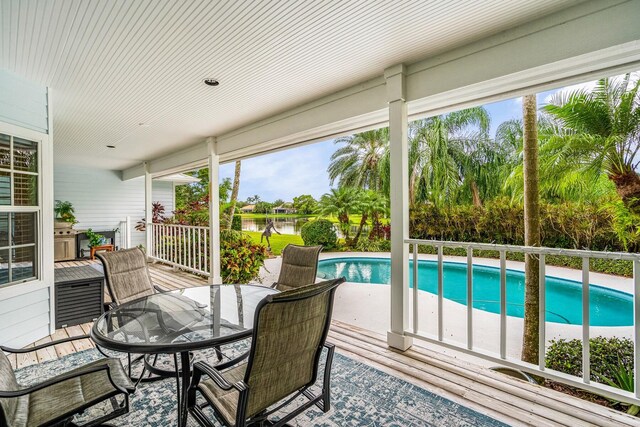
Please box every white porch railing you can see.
[149,223,210,276]
[405,238,640,406]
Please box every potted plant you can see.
[54,200,77,229]
[85,228,106,248]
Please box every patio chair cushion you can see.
[0,350,20,424]
[245,280,334,418]
[97,247,155,304]
[2,357,133,427]
[274,245,322,291]
[198,364,247,426]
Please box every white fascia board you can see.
[122,141,208,180]
[405,0,640,116]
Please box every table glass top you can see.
[92,284,278,353]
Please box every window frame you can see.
[0,121,49,296]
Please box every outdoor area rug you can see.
[15,347,509,426]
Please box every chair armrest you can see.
[0,335,90,354]
[0,362,130,398]
[154,284,167,293]
[193,361,246,392]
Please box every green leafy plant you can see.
[231,214,242,231]
[85,228,106,248]
[545,337,634,383]
[220,230,268,283]
[54,200,77,225]
[597,362,639,415]
[301,219,338,249]
[355,238,389,252]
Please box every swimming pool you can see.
[317,257,633,326]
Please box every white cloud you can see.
[219,140,338,202]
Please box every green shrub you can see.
[410,199,632,250]
[409,199,638,276]
[545,337,634,383]
[301,219,338,249]
[231,214,242,231]
[220,230,267,283]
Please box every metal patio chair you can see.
[187,277,345,427]
[96,248,221,385]
[96,247,164,308]
[272,244,322,291]
[0,336,133,427]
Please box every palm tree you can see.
[226,160,241,230]
[542,74,640,213]
[502,117,616,203]
[318,187,359,244]
[521,94,541,365]
[328,128,389,191]
[405,107,491,206]
[352,190,388,244]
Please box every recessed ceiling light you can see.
[204,78,220,86]
[106,145,116,149]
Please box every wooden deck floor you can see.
[12,260,638,427]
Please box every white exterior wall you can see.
[54,165,175,249]
[0,71,52,347]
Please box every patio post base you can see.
[387,331,413,351]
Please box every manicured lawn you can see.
[243,231,304,255]
[239,213,388,226]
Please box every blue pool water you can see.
[317,257,633,326]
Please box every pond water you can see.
[241,215,361,238]
[241,216,310,235]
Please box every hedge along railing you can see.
[405,238,640,406]
[149,223,210,276]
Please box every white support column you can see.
[144,162,153,259]
[386,64,412,351]
[208,138,222,283]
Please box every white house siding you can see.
[54,165,175,249]
[0,71,51,347]
[0,288,50,347]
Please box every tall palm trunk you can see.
[338,212,351,244]
[610,170,640,214]
[521,94,540,365]
[226,161,241,230]
[353,213,368,245]
[470,180,482,207]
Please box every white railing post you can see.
[437,245,444,341]
[499,250,507,359]
[634,260,640,398]
[125,216,131,249]
[538,254,546,370]
[144,162,153,259]
[208,138,222,283]
[582,257,590,384]
[412,243,418,334]
[466,247,473,350]
[385,63,412,351]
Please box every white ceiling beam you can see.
[121,0,640,180]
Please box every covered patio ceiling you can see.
[1,0,584,170]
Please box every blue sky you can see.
[218,84,592,202]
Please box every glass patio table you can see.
[91,284,279,427]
